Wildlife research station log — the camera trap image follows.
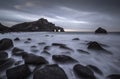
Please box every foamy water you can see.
[0,32,120,79]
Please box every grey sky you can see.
[0,0,120,31]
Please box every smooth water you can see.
[0,32,120,79]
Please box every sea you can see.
[0,32,120,79]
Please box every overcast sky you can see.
[0,0,120,31]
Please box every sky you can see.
[0,0,120,32]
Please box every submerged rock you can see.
[41,50,51,55]
[72,38,80,40]
[95,27,107,34]
[77,49,90,54]
[73,64,96,79]
[12,47,25,56]
[107,74,120,79]
[22,53,48,65]
[52,43,66,47]
[0,38,13,51]
[87,65,103,75]
[87,41,103,50]
[14,37,20,41]
[6,64,31,79]
[52,55,78,63]
[33,64,68,79]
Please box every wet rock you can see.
[6,64,31,79]
[31,45,37,48]
[87,65,103,75]
[72,38,80,40]
[95,27,107,34]
[14,37,20,41]
[33,64,68,79]
[41,50,51,55]
[30,48,39,53]
[52,55,78,63]
[27,38,32,41]
[87,41,103,50]
[24,41,31,44]
[107,74,120,79]
[0,58,15,71]
[52,43,66,47]
[0,51,8,61]
[73,64,96,79]
[0,38,14,51]
[77,49,90,54]
[22,54,48,65]
[60,45,73,51]
[38,42,46,45]
[43,46,51,50]
[12,47,26,56]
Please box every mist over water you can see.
[0,32,120,79]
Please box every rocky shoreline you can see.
[0,33,120,79]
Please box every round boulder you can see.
[0,38,14,50]
[33,64,68,79]
[22,53,48,65]
[6,64,31,79]
[73,64,96,79]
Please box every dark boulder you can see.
[33,64,68,79]
[6,64,31,79]
[41,50,51,55]
[22,53,48,65]
[86,65,103,75]
[52,43,66,47]
[14,37,20,41]
[72,38,80,40]
[73,64,96,79]
[107,74,120,79]
[87,41,103,50]
[0,51,8,61]
[43,46,51,50]
[95,27,107,34]
[27,38,32,41]
[0,58,15,71]
[52,55,78,63]
[12,47,26,56]
[0,38,14,50]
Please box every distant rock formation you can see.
[11,18,65,32]
[0,18,65,33]
[0,23,10,33]
[95,27,107,34]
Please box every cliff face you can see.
[10,18,64,32]
[0,18,65,33]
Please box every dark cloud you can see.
[0,0,120,31]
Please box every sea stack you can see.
[95,27,107,34]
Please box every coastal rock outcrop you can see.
[95,27,107,34]
[0,23,10,33]
[11,18,65,32]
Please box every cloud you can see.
[0,0,120,31]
